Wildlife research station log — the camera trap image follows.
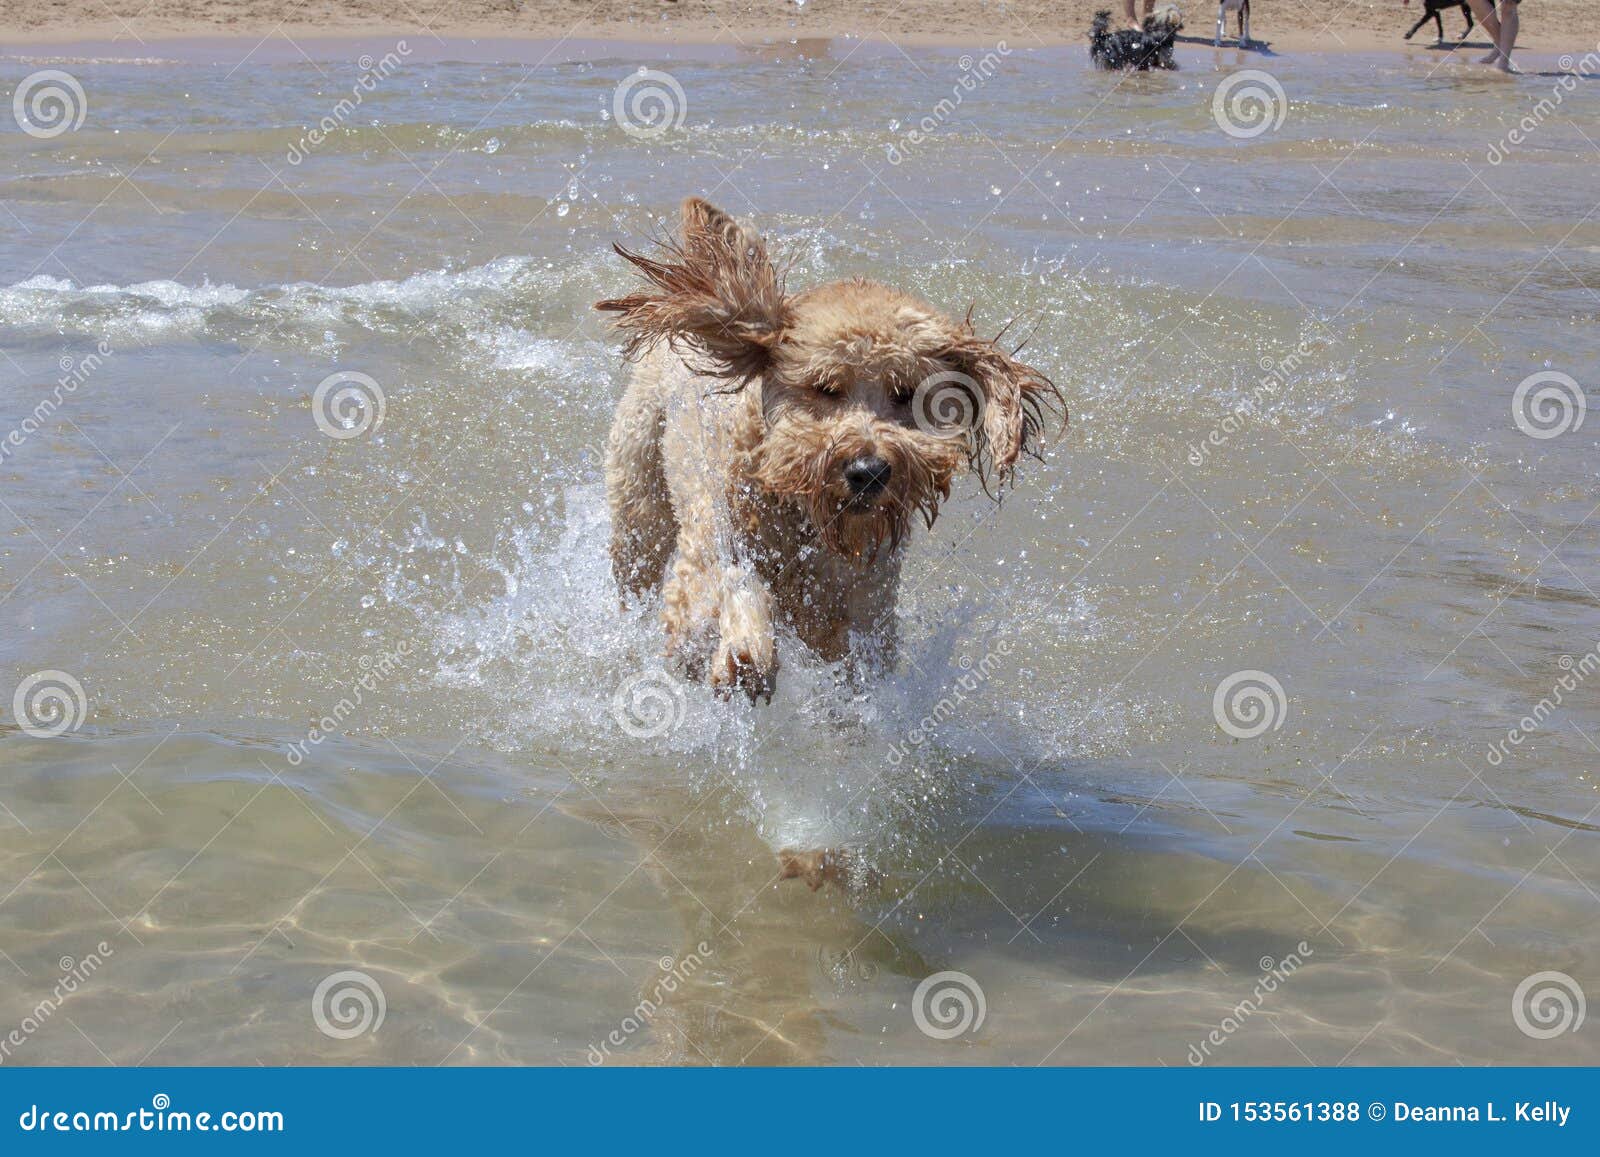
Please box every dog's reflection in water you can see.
[561,785,916,1065]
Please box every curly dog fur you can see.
[598,198,1059,714]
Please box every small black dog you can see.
[1403,0,1474,44]
[1090,6,1184,71]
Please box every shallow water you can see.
[2,38,1599,1066]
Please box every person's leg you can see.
[1466,0,1504,62]
[1495,1,1521,73]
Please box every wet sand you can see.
[3,0,1598,55]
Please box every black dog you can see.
[1403,0,1474,43]
[1090,7,1184,71]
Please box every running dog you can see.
[599,198,1058,710]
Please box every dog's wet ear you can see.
[596,197,790,387]
[940,328,1062,490]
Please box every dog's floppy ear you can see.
[939,326,1062,489]
[596,197,789,387]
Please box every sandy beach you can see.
[4,0,1598,54]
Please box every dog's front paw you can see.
[777,848,851,891]
[711,636,778,704]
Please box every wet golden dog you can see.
[600,196,1058,698]
[599,198,1058,881]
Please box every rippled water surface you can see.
[2,39,1599,1065]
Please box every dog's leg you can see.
[1404,11,1429,39]
[1240,0,1250,46]
[713,568,778,703]
[1434,9,1446,42]
[606,366,676,605]
[1460,4,1473,40]
[1214,2,1224,47]
[660,518,778,701]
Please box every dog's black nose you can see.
[844,455,892,498]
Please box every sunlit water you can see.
[2,38,1599,1066]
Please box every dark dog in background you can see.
[1090,6,1184,71]
[1403,0,1474,43]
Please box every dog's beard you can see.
[746,417,963,562]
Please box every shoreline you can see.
[2,0,1597,62]
[1,29,1594,69]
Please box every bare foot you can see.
[1476,48,1501,64]
[1496,55,1520,74]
